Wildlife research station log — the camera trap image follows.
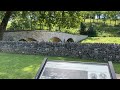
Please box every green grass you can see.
[0,53,44,79]
[81,37,120,44]
[0,52,120,79]
[84,19,120,37]
[85,19,120,26]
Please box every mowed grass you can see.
[85,19,120,26]
[81,37,120,44]
[0,52,120,79]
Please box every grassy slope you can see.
[81,37,120,44]
[0,52,120,79]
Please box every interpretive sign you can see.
[35,58,116,79]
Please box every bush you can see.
[114,24,120,27]
[87,24,97,37]
[79,22,87,35]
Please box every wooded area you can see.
[0,11,120,39]
[0,11,120,30]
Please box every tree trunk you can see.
[84,18,86,22]
[42,21,44,30]
[48,12,52,31]
[31,19,32,30]
[110,19,111,25]
[97,19,98,23]
[98,14,101,19]
[93,18,94,22]
[115,20,116,26]
[30,14,32,30]
[39,11,42,30]
[58,26,61,31]
[61,11,64,29]
[104,21,106,25]
[0,11,12,40]
[39,18,42,29]
[90,16,91,23]
[84,18,85,22]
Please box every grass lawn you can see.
[85,19,120,26]
[81,37,120,44]
[0,52,120,79]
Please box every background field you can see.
[81,37,120,44]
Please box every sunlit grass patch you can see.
[81,37,120,44]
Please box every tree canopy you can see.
[0,11,120,31]
[0,11,120,39]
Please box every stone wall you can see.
[0,41,120,62]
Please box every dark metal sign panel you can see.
[35,58,116,79]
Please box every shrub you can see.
[79,22,87,35]
[87,24,97,37]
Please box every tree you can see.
[0,11,12,40]
[79,22,86,35]
[106,11,112,25]
[88,11,93,23]
[95,11,101,22]
[80,11,89,22]
[6,11,83,33]
[101,11,107,25]
[90,11,96,23]
[106,11,119,26]
[47,11,54,31]
[87,24,97,37]
[112,11,119,26]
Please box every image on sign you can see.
[99,73,107,79]
[90,73,97,79]
[40,67,88,79]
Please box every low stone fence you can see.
[0,41,120,62]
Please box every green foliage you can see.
[0,11,120,36]
[87,24,97,37]
[81,37,120,44]
[79,22,87,35]
[79,22,97,36]
[0,11,5,22]
[6,11,83,31]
